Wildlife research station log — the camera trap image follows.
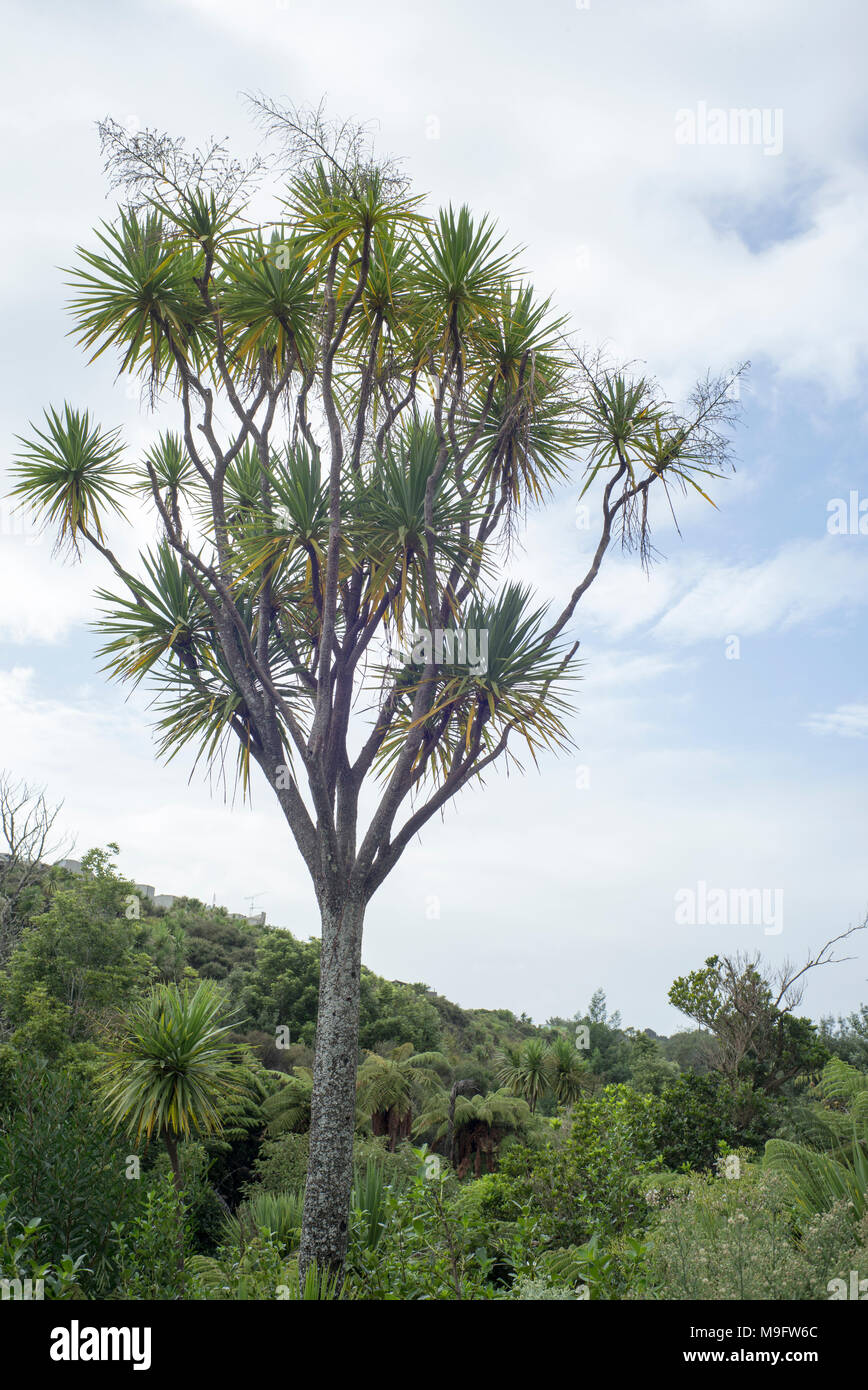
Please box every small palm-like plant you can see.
[496,1038,550,1113]
[99,979,249,1186]
[547,1035,588,1105]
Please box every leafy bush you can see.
[0,1055,143,1292]
[490,1085,659,1246]
[145,1141,228,1255]
[181,1163,227,1255]
[654,1073,737,1171]
[113,1173,193,1300]
[359,975,442,1052]
[2,846,151,1055]
[190,1233,297,1300]
[245,1133,309,1196]
[0,1192,87,1299]
[538,1232,651,1300]
[641,1163,868,1300]
[347,1149,509,1300]
[352,1135,420,1189]
[246,1132,418,1203]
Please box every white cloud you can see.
[576,650,682,691]
[0,539,97,642]
[653,538,868,644]
[804,703,868,739]
[514,533,868,651]
[156,0,868,398]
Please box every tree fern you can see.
[764,1136,868,1221]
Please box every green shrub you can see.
[190,1234,297,1300]
[347,1149,503,1300]
[0,1192,87,1299]
[147,1141,227,1255]
[247,1132,418,1203]
[538,1232,651,1300]
[352,1135,419,1188]
[245,1132,309,1195]
[654,1073,737,1171]
[641,1164,868,1300]
[0,1056,143,1293]
[113,1173,193,1300]
[491,1085,659,1246]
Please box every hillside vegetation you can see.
[2,845,866,1300]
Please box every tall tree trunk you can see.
[299,894,365,1277]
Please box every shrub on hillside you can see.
[640,1164,868,1300]
[489,1085,660,1247]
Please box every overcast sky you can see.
[1,0,866,1031]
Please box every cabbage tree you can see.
[10,100,742,1272]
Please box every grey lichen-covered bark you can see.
[299,895,366,1274]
